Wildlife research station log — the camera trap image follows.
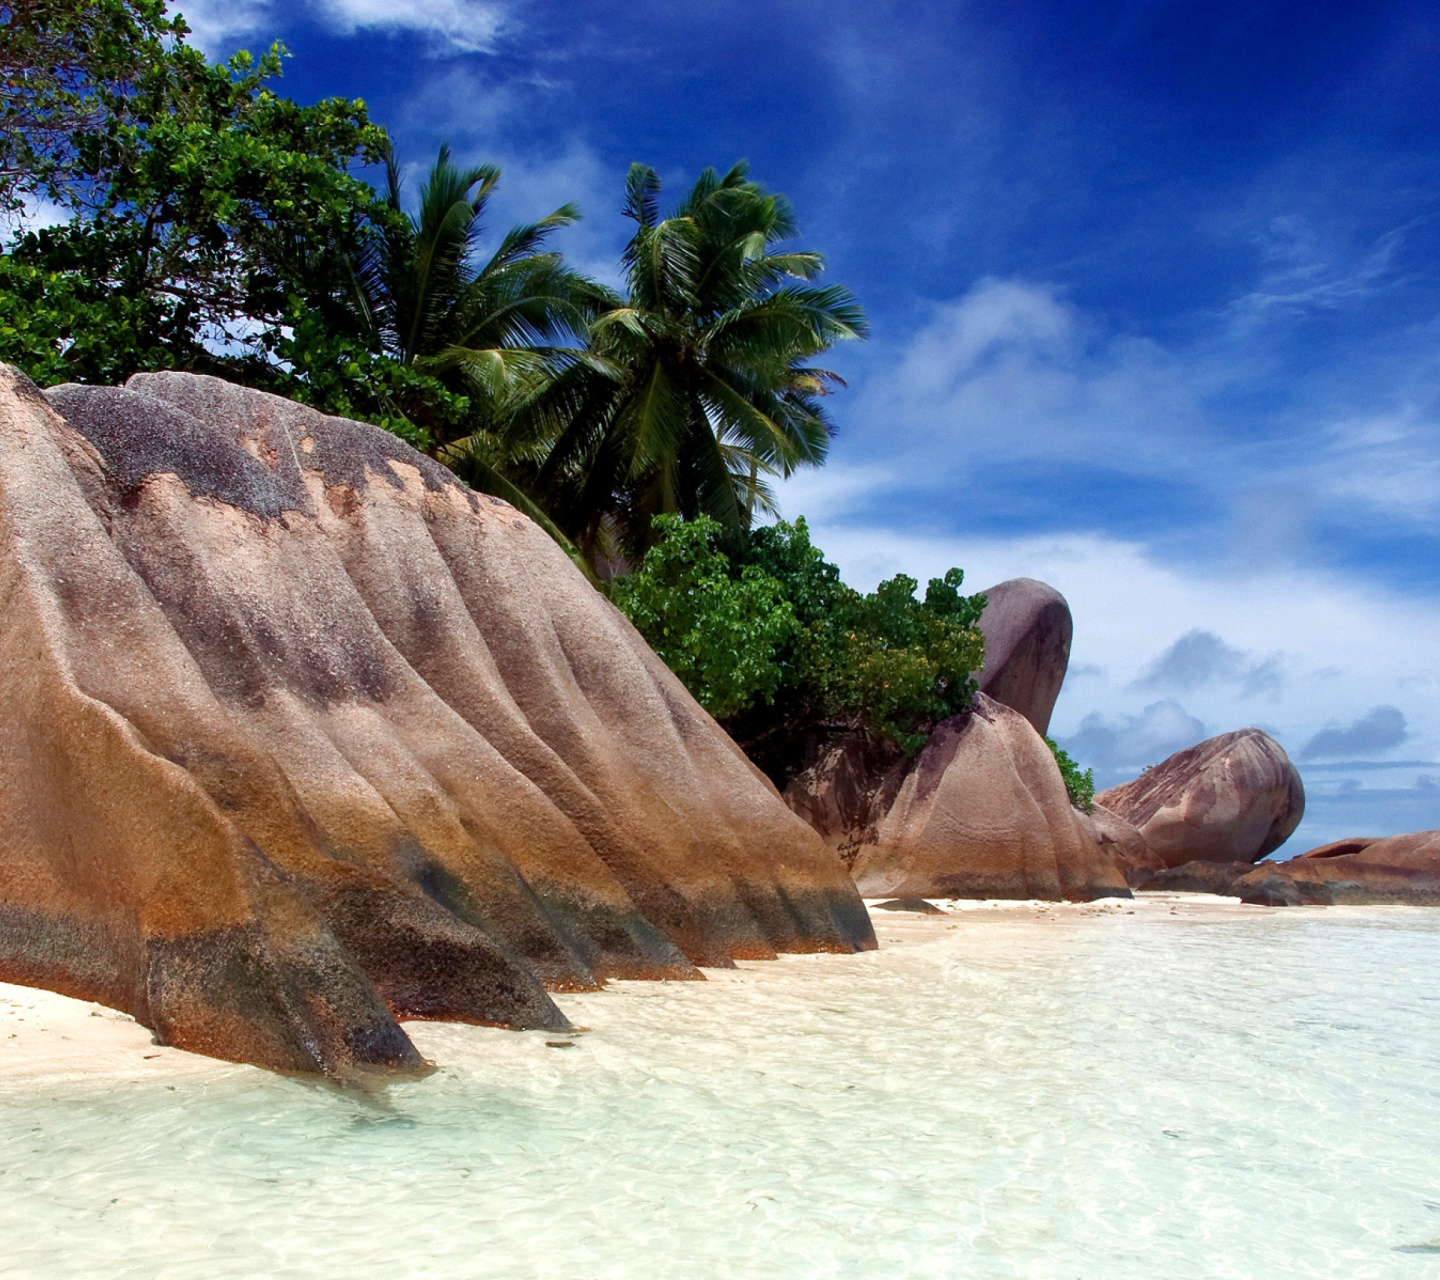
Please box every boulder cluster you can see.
[784,566,1438,909]
[784,577,1310,902]
[0,364,1433,1074]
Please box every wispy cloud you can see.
[1226,214,1416,324]
[169,0,507,55]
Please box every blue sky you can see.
[175,0,1440,851]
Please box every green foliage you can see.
[302,143,614,451]
[1045,737,1095,811]
[838,568,988,756]
[610,515,797,720]
[0,0,184,217]
[507,162,867,565]
[615,515,986,779]
[1,27,388,390]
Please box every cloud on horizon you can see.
[1061,700,1208,776]
[1301,705,1408,761]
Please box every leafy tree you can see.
[614,515,987,784]
[0,18,387,390]
[0,0,183,219]
[509,162,866,566]
[1045,738,1095,811]
[610,515,797,719]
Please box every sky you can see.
[172,0,1440,852]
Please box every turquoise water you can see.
[3,899,1439,1279]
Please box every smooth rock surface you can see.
[974,577,1073,735]
[1235,832,1440,905]
[846,695,1131,901]
[1096,729,1304,869]
[1077,802,1164,886]
[0,366,873,1074]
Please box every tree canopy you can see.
[501,163,867,566]
[614,515,988,783]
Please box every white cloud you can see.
[839,276,1440,560]
[858,278,1216,475]
[3,193,69,241]
[168,0,506,55]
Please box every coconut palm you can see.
[347,142,614,454]
[508,161,867,566]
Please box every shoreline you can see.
[1,892,1431,1085]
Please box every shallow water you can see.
[3,898,1439,1279]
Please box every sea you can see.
[2,896,1438,1280]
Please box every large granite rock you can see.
[0,366,873,1074]
[1095,729,1304,869]
[792,694,1129,901]
[974,577,1072,735]
[1235,833,1440,906]
[1077,802,1164,886]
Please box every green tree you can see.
[610,514,797,719]
[0,0,183,218]
[614,515,987,784]
[0,17,387,390]
[511,162,866,566]
[312,144,614,455]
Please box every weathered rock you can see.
[871,898,945,914]
[1234,832,1440,906]
[974,578,1073,735]
[1095,729,1304,869]
[1140,860,1257,895]
[782,733,907,867]
[846,695,1131,901]
[1076,802,1163,887]
[0,366,874,1074]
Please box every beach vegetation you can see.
[615,514,986,783]
[1045,737,1095,811]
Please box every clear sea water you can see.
[3,898,1438,1279]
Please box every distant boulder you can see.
[1235,832,1440,906]
[974,577,1073,735]
[1096,728,1304,868]
[1140,860,1257,895]
[844,695,1131,901]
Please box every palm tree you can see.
[346,143,613,457]
[508,162,867,567]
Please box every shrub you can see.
[615,514,987,782]
[1045,737,1095,811]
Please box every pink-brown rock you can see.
[0,366,874,1075]
[975,577,1073,735]
[1077,802,1164,886]
[1095,728,1304,869]
[1235,832,1440,906]
[844,695,1131,901]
